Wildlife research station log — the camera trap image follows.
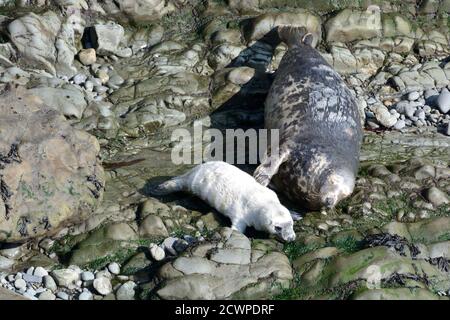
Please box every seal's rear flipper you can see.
[253,146,290,187]
[150,178,184,196]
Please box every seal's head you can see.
[319,168,356,209]
[259,204,296,242]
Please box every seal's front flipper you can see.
[254,147,290,187]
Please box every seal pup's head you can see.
[259,204,296,242]
[319,168,356,209]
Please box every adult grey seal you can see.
[254,26,363,210]
[152,161,296,242]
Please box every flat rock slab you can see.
[0,287,28,300]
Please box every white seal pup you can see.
[151,161,296,242]
[254,26,363,210]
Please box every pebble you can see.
[14,278,26,291]
[78,48,97,66]
[116,281,136,300]
[43,275,57,292]
[84,80,94,91]
[95,270,112,279]
[22,273,43,284]
[81,271,95,281]
[51,269,80,288]
[408,91,420,101]
[94,85,108,94]
[97,70,110,84]
[107,262,120,275]
[414,109,426,120]
[394,119,406,130]
[93,277,112,295]
[38,290,56,300]
[78,290,93,300]
[437,88,450,114]
[56,291,69,300]
[149,244,165,261]
[33,267,48,277]
[73,74,87,85]
[404,104,417,118]
[108,75,124,87]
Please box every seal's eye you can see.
[274,226,282,232]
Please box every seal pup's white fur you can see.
[152,161,296,242]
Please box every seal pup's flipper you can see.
[253,146,290,187]
[150,177,184,195]
[231,219,247,233]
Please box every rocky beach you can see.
[0,0,449,300]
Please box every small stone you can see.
[72,74,87,85]
[84,80,94,91]
[139,215,169,238]
[425,187,449,207]
[56,291,69,300]
[22,273,42,284]
[408,91,420,101]
[38,290,56,300]
[149,244,165,261]
[51,269,80,288]
[43,275,57,292]
[23,290,37,300]
[116,281,136,300]
[373,104,397,128]
[78,48,97,66]
[96,70,109,84]
[78,291,93,300]
[394,119,406,130]
[14,278,26,291]
[107,75,124,88]
[93,277,112,295]
[437,88,450,114]
[107,262,120,275]
[81,271,95,281]
[95,270,111,279]
[414,109,426,120]
[33,267,48,277]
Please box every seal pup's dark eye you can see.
[274,226,282,232]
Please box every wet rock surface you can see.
[0,0,449,300]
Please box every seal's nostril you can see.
[325,197,334,208]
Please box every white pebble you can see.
[149,244,165,261]
[107,262,120,275]
[93,277,112,296]
[14,278,26,291]
[34,267,48,277]
[81,271,95,281]
[78,291,93,300]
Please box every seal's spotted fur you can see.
[254,26,363,210]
